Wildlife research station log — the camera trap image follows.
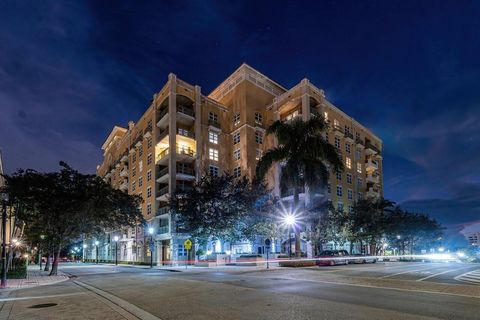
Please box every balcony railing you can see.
[176,184,193,193]
[157,206,169,216]
[157,148,169,161]
[366,159,379,171]
[177,129,195,139]
[344,131,354,141]
[158,167,169,177]
[177,147,195,157]
[158,129,168,141]
[208,119,221,129]
[177,105,194,117]
[355,138,364,146]
[158,107,168,120]
[365,142,380,154]
[158,186,169,196]
[177,166,194,176]
[157,225,169,235]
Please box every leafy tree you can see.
[4,162,143,275]
[171,173,275,251]
[256,116,343,257]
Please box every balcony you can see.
[156,185,169,202]
[156,148,170,166]
[208,119,221,131]
[120,154,128,163]
[366,173,379,184]
[365,142,380,156]
[120,168,129,178]
[143,126,152,139]
[355,138,365,148]
[119,180,128,191]
[156,107,169,129]
[157,225,169,236]
[366,187,380,198]
[177,166,195,180]
[176,184,193,194]
[365,159,379,172]
[177,128,194,139]
[156,167,169,184]
[176,146,195,162]
[310,106,321,117]
[156,206,169,216]
[333,125,344,137]
[344,131,354,143]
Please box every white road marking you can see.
[379,266,446,279]
[416,269,455,281]
[0,292,85,302]
[454,269,480,285]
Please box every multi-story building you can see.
[96,64,383,264]
[466,232,479,246]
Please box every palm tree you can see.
[256,116,344,257]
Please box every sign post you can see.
[264,239,271,269]
[184,239,192,269]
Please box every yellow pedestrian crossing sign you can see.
[184,239,192,250]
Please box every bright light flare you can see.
[285,214,296,225]
[114,236,119,242]
[148,227,154,235]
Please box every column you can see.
[194,85,202,180]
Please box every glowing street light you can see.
[438,247,445,252]
[284,214,296,258]
[113,236,119,266]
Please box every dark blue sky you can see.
[1,1,479,237]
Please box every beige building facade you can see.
[96,64,383,264]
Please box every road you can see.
[0,262,479,319]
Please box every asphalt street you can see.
[0,262,479,320]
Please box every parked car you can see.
[316,250,348,266]
[351,254,377,264]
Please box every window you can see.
[335,137,341,149]
[255,112,263,124]
[147,153,152,165]
[233,166,241,178]
[209,131,218,144]
[346,157,352,169]
[255,148,262,160]
[346,143,351,154]
[337,202,344,211]
[346,173,352,184]
[357,178,363,187]
[336,185,342,197]
[336,172,342,180]
[178,244,187,256]
[255,131,263,144]
[209,112,218,123]
[233,132,240,144]
[355,132,360,141]
[348,206,354,214]
[357,162,362,173]
[234,149,241,161]
[347,189,353,200]
[132,181,136,192]
[358,192,363,200]
[132,167,136,177]
[233,113,240,125]
[147,187,152,198]
[209,165,219,177]
[324,111,328,121]
[138,146,143,157]
[138,177,143,187]
[344,126,350,135]
[147,138,152,149]
[327,183,331,193]
[209,148,219,161]
[147,203,152,215]
[285,109,300,121]
[356,150,361,160]
[325,132,329,142]
[147,170,152,182]
[132,153,136,163]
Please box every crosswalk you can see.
[454,269,480,285]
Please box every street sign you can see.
[184,239,192,250]
[264,239,271,246]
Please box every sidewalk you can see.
[1,266,69,291]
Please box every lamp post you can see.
[39,235,45,270]
[1,192,8,288]
[82,244,87,263]
[113,236,119,266]
[94,241,99,264]
[284,214,296,259]
[148,228,154,268]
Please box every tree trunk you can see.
[49,247,61,276]
[349,241,354,255]
[44,252,51,271]
[7,244,14,271]
[293,186,301,258]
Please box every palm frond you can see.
[256,146,289,180]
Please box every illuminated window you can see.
[255,131,263,144]
[324,111,328,121]
[209,165,219,177]
[335,137,341,149]
[233,132,240,144]
[255,148,262,160]
[233,166,241,178]
[285,110,300,121]
[346,143,351,153]
[147,170,152,182]
[209,131,218,144]
[147,203,152,215]
[346,157,352,169]
[233,149,241,161]
[334,119,340,129]
[255,112,263,124]
[147,153,152,165]
[233,113,240,125]
[209,148,218,161]
[357,162,362,173]
[346,173,352,184]
[147,187,152,198]
[347,189,353,200]
[336,185,342,197]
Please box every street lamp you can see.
[284,214,296,259]
[94,241,99,264]
[148,227,154,268]
[113,236,119,266]
[1,191,8,288]
[82,244,87,263]
[39,234,45,270]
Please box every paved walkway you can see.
[1,266,69,291]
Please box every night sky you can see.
[1,1,479,242]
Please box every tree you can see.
[256,116,344,257]
[171,173,275,251]
[4,162,144,275]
